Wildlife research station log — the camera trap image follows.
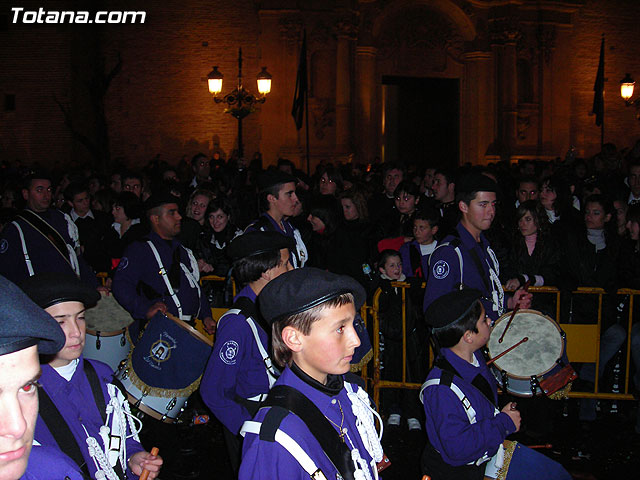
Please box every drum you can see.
[487,310,569,397]
[84,292,134,372]
[116,311,213,422]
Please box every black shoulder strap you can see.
[261,385,356,480]
[409,244,424,279]
[233,295,270,334]
[468,244,492,293]
[38,385,90,477]
[17,210,72,266]
[434,355,496,407]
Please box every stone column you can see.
[355,46,377,163]
[335,22,355,154]
[462,51,493,164]
[502,33,519,161]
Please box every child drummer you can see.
[19,273,163,480]
[239,268,386,480]
[420,288,571,480]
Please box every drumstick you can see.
[527,444,553,449]
[139,447,159,480]
[486,337,528,366]
[498,280,531,343]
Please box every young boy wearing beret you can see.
[200,231,293,473]
[19,273,162,480]
[420,288,571,480]
[239,268,385,480]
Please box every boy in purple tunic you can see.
[200,231,293,473]
[19,273,162,480]
[239,268,386,480]
[420,288,571,480]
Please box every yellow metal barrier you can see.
[369,283,640,408]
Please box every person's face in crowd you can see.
[574,163,587,179]
[123,178,142,198]
[319,173,337,196]
[22,179,52,213]
[0,345,40,480]
[413,219,437,245]
[189,194,210,225]
[422,168,436,193]
[45,301,86,368]
[395,191,418,215]
[629,166,640,197]
[287,302,360,385]
[1,190,15,209]
[584,201,610,230]
[614,200,628,230]
[539,182,556,210]
[71,191,91,217]
[517,182,539,204]
[383,169,403,196]
[265,248,293,280]
[88,178,101,195]
[341,198,359,221]
[307,214,326,232]
[152,203,182,239]
[520,162,535,177]
[112,204,128,224]
[193,157,210,180]
[627,219,640,241]
[518,210,538,237]
[110,174,122,193]
[208,209,230,233]
[269,182,298,218]
[460,191,496,233]
[379,255,402,280]
[432,174,452,202]
[163,170,178,182]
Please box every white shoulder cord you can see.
[344,383,384,480]
[486,246,504,315]
[85,384,143,480]
[180,246,202,319]
[12,221,35,276]
[292,227,308,268]
[66,244,81,276]
[147,240,183,319]
[64,212,81,249]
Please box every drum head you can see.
[488,310,563,378]
[85,293,134,333]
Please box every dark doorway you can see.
[382,76,459,170]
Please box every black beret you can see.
[257,170,297,192]
[19,273,101,310]
[144,192,180,212]
[0,275,65,355]
[456,172,498,195]
[259,268,365,325]
[227,231,294,261]
[424,288,482,328]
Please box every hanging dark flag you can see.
[291,30,307,130]
[592,35,605,127]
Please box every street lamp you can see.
[207,48,271,158]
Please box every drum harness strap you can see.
[220,296,279,395]
[38,360,141,480]
[146,240,201,322]
[239,383,383,480]
[419,357,504,469]
[13,210,81,277]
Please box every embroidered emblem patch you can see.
[220,340,239,365]
[117,257,129,271]
[0,239,8,254]
[433,260,450,280]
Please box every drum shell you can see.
[84,328,132,373]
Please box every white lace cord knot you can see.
[84,426,119,480]
[486,246,504,315]
[346,384,384,463]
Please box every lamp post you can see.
[207,48,272,158]
[620,73,640,119]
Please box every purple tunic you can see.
[422,348,515,467]
[200,285,271,435]
[21,445,85,480]
[112,230,210,320]
[239,366,377,480]
[34,357,144,479]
